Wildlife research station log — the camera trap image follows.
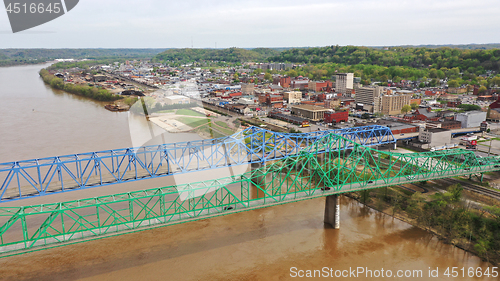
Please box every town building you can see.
[375,120,419,135]
[447,100,462,108]
[291,104,329,121]
[268,112,309,126]
[324,111,348,124]
[241,83,255,95]
[164,95,190,105]
[426,120,462,130]
[291,79,309,90]
[258,93,283,108]
[418,128,452,148]
[284,91,302,104]
[455,111,487,128]
[308,81,332,92]
[381,94,412,116]
[280,76,291,88]
[404,107,439,122]
[335,73,353,95]
[355,86,383,113]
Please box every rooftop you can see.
[426,128,450,133]
[292,104,329,112]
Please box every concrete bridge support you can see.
[324,194,340,229]
[250,162,267,199]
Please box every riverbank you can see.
[39,69,122,102]
[348,181,500,266]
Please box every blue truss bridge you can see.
[2,128,500,254]
[0,125,395,202]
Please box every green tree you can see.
[264,73,272,81]
[448,79,459,88]
[478,86,487,94]
[401,104,412,114]
[429,78,438,87]
[458,104,481,111]
[288,69,298,77]
[410,102,419,110]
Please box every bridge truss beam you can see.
[0,132,498,255]
[0,125,395,202]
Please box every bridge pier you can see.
[324,194,340,229]
[251,162,267,199]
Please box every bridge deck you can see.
[0,131,499,255]
[0,125,395,202]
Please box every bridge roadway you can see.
[0,125,395,202]
[393,127,481,141]
[1,131,500,255]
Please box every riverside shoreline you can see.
[345,190,499,266]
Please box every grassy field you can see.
[176,109,206,117]
[215,121,230,128]
[177,116,210,128]
[156,109,175,113]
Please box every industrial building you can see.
[455,111,487,128]
[418,128,452,147]
[164,95,190,105]
[268,112,309,126]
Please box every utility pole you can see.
[488,138,493,157]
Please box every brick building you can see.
[324,111,348,124]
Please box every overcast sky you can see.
[0,0,499,48]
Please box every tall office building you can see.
[381,94,412,115]
[335,73,354,95]
[355,86,383,113]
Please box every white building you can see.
[284,91,302,104]
[455,111,487,128]
[165,95,190,105]
[419,128,452,147]
[335,73,354,95]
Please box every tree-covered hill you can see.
[0,48,168,67]
[268,45,500,72]
[152,47,280,63]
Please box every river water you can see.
[0,64,496,280]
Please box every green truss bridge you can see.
[1,132,499,255]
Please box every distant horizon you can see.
[2,43,500,50]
